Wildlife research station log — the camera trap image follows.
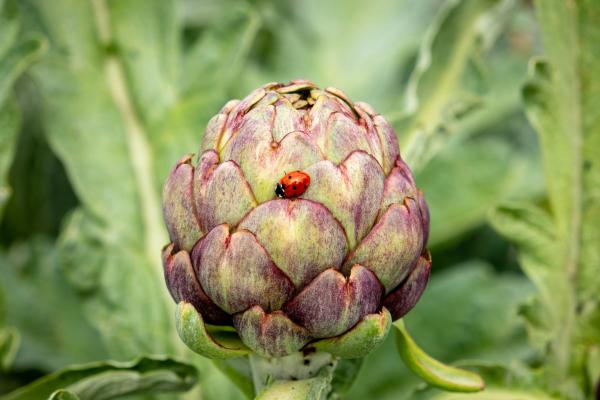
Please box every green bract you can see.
[162,81,430,358]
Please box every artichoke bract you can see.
[162,80,431,359]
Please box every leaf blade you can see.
[0,356,197,400]
[399,0,500,168]
[0,327,19,371]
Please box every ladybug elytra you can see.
[275,171,310,198]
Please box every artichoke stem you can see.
[249,351,336,395]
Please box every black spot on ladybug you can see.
[288,175,292,179]
[275,182,285,198]
[293,185,296,190]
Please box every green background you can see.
[0,0,598,399]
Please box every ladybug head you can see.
[275,182,285,198]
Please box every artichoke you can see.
[162,80,430,360]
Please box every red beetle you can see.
[275,171,310,198]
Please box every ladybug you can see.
[275,171,310,198]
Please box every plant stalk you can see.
[249,351,336,395]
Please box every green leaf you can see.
[0,35,46,102]
[481,1,600,398]
[0,327,19,371]
[0,97,19,217]
[405,263,534,363]
[0,0,20,57]
[15,1,268,397]
[255,377,330,400]
[397,0,501,168]
[57,210,105,293]
[106,0,233,186]
[0,239,107,370]
[17,0,176,359]
[19,0,264,362]
[0,268,14,372]
[16,0,192,359]
[104,0,180,124]
[486,0,600,396]
[0,0,48,104]
[538,0,600,303]
[489,203,566,341]
[0,77,80,242]
[0,356,197,400]
[587,345,600,396]
[0,0,47,218]
[418,138,538,247]
[414,3,543,246]
[47,390,79,400]
[394,319,485,393]
[181,1,260,97]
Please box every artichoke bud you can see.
[162,80,431,359]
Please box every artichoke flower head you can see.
[162,80,430,359]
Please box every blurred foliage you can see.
[0,0,597,399]
[347,261,534,400]
[489,1,600,399]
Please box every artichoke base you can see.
[249,351,336,395]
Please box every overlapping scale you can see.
[383,253,431,320]
[193,150,257,233]
[162,155,202,252]
[239,199,348,288]
[191,224,295,314]
[233,306,311,357]
[283,265,382,338]
[343,198,424,292]
[303,151,384,249]
[162,244,229,324]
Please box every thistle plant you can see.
[160,80,475,397]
